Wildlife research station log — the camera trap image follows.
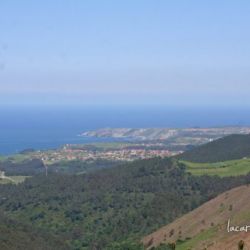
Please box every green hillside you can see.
[0,158,250,249]
[178,134,250,163]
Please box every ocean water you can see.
[0,106,250,155]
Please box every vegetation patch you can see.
[176,227,217,250]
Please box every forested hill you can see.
[1,158,250,249]
[178,134,250,163]
[0,213,69,250]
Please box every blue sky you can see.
[0,0,250,107]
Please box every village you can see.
[31,146,179,165]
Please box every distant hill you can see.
[81,127,250,141]
[178,134,250,163]
[142,185,250,250]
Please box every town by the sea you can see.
[0,106,250,155]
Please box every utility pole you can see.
[45,165,48,177]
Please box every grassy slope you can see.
[142,185,250,250]
[182,158,250,177]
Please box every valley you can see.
[2,1,250,248]
[1,133,250,249]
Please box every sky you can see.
[0,0,250,107]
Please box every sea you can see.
[0,106,250,155]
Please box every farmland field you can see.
[183,158,250,177]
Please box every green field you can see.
[0,154,31,163]
[0,176,28,185]
[182,158,250,177]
